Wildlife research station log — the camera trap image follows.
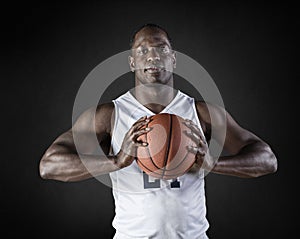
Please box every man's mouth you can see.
[144,66,164,73]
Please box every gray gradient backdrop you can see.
[3,1,297,238]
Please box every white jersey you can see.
[110,90,209,239]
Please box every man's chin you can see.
[145,78,169,86]
[145,74,171,84]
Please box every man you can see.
[39,23,277,238]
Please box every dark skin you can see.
[39,27,277,182]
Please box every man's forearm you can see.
[40,153,119,182]
[211,141,277,178]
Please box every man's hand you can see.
[184,119,213,171]
[115,116,152,169]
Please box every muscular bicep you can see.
[46,104,113,157]
[196,101,260,155]
[72,104,114,155]
[45,113,100,157]
[222,112,260,155]
[44,129,77,158]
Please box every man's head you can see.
[130,23,172,49]
[129,24,176,86]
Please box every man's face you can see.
[129,27,176,85]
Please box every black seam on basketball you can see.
[137,157,186,179]
[139,116,161,170]
[162,114,172,178]
[163,151,191,171]
[146,118,162,170]
[146,147,161,170]
[161,172,184,178]
[138,159,181,178]
[136,159,164,177]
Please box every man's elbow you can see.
[267,153,278,174]
[259,145,278,177]
[39,163,47,179]
[39,150,56,180]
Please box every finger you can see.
[183,120,206,142]
[132,127,152,141]
[134,141,148,147]
[184,130,202,145]
[183,119,200,134]
[133,116,148,126]
[187,145,206,156]
[188,132,207,147]
[137,115,147,122]
[131,117,150,132]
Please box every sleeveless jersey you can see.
[110,90,209,239]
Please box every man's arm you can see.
[193,101,278,178]
[39,103,150,182]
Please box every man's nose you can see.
[147,48,160,62]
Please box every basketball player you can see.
[39,24,278,238]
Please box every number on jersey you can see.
[143,172,180,189]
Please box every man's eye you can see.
[138,48,148,55]
[160,47,170,54]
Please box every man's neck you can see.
[132,82,177,114]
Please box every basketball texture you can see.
[136,113,197,180]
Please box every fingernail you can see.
[142,142,148,146]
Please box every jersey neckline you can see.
[125,90,182,115]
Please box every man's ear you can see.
[172,51,176,68]
[128,56,135,72]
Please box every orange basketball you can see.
[136,113,197,180]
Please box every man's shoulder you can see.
[95,102,114,118]
[90,103,115,134]
[195,100,226,126]
[195,100,208,114]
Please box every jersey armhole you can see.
[192,99,205,137]
[110,100,119,155]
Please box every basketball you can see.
[136,113,197,180]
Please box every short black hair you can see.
[130,23,172,48]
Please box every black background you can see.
[3,1,297,238]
